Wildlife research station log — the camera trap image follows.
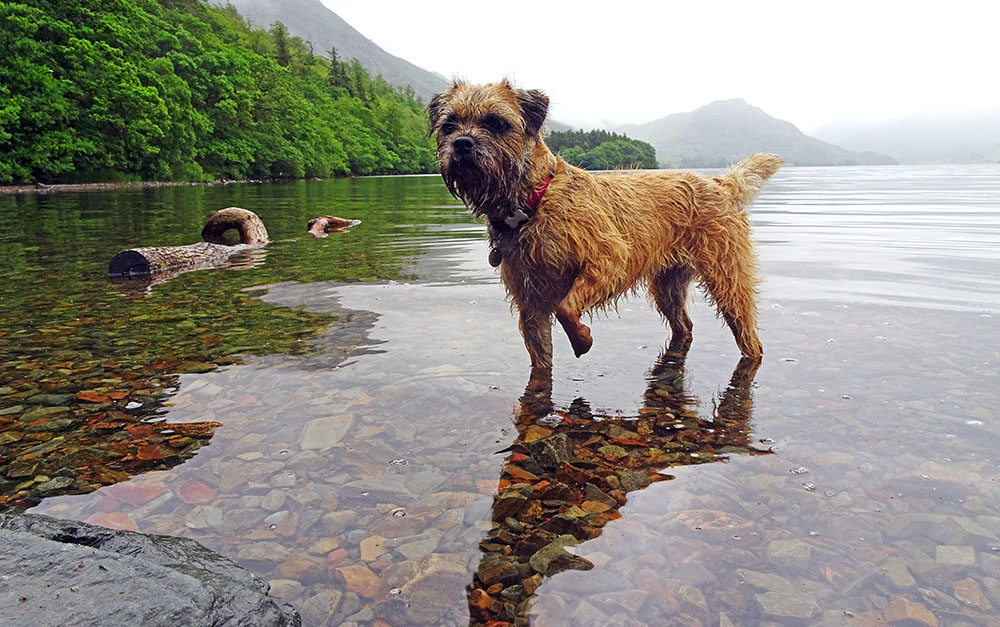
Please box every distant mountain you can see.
[222,0,448,100]
[618,99,896,167]
[812,111,1000,164]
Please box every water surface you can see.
[2,166,999,625]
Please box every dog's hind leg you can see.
[698,243,763,358]
[649,265,694,353]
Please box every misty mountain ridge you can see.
[221,0,448,100]
[812,110,1000,164]
[617,99,897,168]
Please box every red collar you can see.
[524,169,556,211]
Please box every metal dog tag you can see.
[488,247,503,267]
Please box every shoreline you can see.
[0,178,280,196]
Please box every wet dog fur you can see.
[429,79,782,374]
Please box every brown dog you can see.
[429,79,781,373]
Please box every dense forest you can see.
[546,129,658,170]
[0,0,437,184]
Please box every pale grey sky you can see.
[321,0,1000,131]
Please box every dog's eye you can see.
[440,120,458,135]
[483,115,511,135]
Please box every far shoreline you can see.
[0,178,298,196]
[5,163,981,197]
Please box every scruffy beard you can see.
[438,143,533,220]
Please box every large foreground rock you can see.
[0,513,300,627]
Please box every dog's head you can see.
[428,80,549,215]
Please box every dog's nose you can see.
[453,136,476,154]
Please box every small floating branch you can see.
[109,207,268,278]
[307,215,361,238]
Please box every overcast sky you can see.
[320,1,1000,132]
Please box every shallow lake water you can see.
[2,165,999,625]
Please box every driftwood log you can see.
[307,215,360,238]
[109,208,268,277]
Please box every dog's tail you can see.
[717,153,783,210]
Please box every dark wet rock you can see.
[887,513,998,545]
[567,599,610,624]
[618,469,652,492]
[285,450,327,471]
[882,558,918,589]
[396,536,439,560]
[343,477,413,501]
[299,589,343,625]
[267,579,305,601]
[0,513,299,626]
[385,420,418,443]
[400,468,449,496]
[33,476,75,494]
[344,607,375,624]
[339,591,361,618]
[884,596,939,626]
[677,584,709,615]
[537,480,577,501]
[587,589,651,615]
[514,527,559,556]
[754,591,821,619]
[529,534,592,576]
[737,569,797,593]
[540,513,593,540]
[25,393,75,406]
[953,577,992,611]
[21,405,70,421]
[670,561,721,587]
[299,415,353,450]
[584,482,617,507]
[287,486,321,508]
[236,541,292,562]
[526,433,571,469]
[220,508,269,531]
[493,491,531,521]
[477,553,532,586]
[263,489,287,511]
[6,459,39,478]
[0,429,23,442]
[25,418,78,433]
[936,545,976,565]
[981,577,1000,607]
[322,509,358,534]
[399,553,469,624]
[766,538,814,571]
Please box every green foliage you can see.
[0,0,436,183]
[547,129,658,170]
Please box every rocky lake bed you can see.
[2,166,1000,625]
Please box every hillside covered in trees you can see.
[546,130,658,170]
[0,0,437,184]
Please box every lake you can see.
[2,165,999,625]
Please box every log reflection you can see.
[468,352,767,625]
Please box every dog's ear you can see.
[428,79,468,130]
[427,92,447,129]
[516,89,549,137]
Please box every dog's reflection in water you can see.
[467,352,767,625]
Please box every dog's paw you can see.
[571,327,593,358]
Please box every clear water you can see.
[2,165,999,625]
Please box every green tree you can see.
[0,0,437,183]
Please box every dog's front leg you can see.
[555,301,593,358]
[518,307,554,371]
